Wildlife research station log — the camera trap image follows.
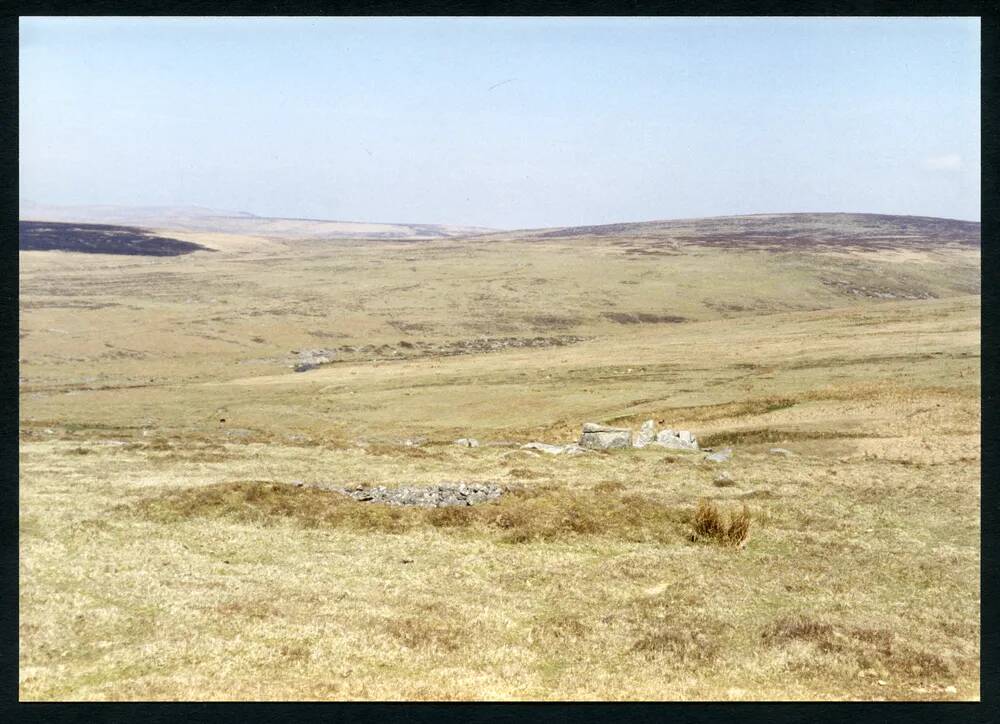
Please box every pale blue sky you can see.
[19,17,981,227]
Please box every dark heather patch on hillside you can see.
[334,335,591,360]
[603,312,687,325]
[528,314,582,331]
[537,222,646,237]
[19,221,214,256]
[532,214,980,251]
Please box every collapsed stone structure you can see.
[450,420,702,455]
[290,348,335,372]
[578,420,700,451]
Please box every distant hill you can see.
[18,202,496,240]
[483,213,980,251]
[18,206,980,250]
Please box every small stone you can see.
[705,447,733,463]
[521,442,566,455]
[705,448,733,463]
[945,686,957,695]
[713,471,736,487]
[454,438,479,447]
[769,447,794,456]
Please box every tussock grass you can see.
[129,481,689,544]
[64,446,95,455]
[385,604,468,652]
[760,616,968,679]
[623,595,730,667]
[506,467,550,480]
[386,616,466,652]
[215,599,279,621]
[690,500,751,547]
[691,499,726,540]
[362,444,445,459]
[725,505,752,546]
[631,627,720,664]
[761,616,836,644]
[132,480,406,530]
[592,480,627,493]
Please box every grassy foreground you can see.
[19,232,980,700]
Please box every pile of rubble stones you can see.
[290,348,336,372]
[325,482,503,507]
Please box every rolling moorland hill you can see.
[18,211,980,396]
[483,212,980,250]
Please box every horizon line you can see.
[18,200,983,229]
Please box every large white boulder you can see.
[651,429,699,450]
[579,423,633,450]
[634,420,656,448]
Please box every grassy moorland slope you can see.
[19,213,980,700]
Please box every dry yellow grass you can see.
[691,499,751,547]
[18,232,980,700]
